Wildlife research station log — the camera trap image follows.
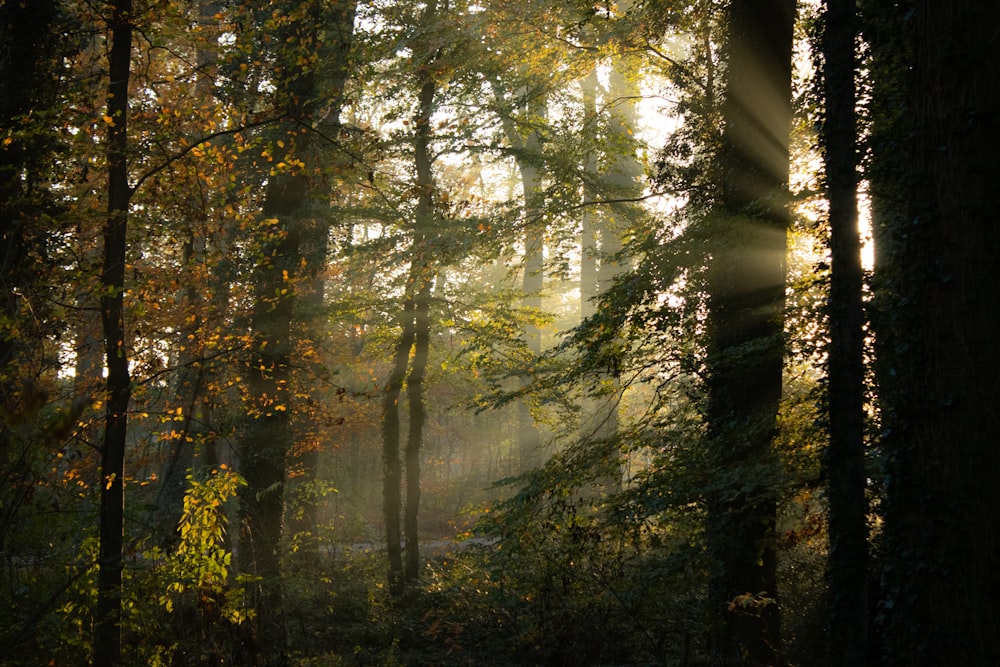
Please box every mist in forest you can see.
[2,1,998,665]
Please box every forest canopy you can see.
[1,1,998,665]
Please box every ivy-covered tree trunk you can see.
[869,2,1000,663]
[704,1,794,664]
[821,1,869,664]
[94,1,133,664]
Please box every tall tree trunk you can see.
[580,68,599,324]
[381,52,437,590]
[489,73,546,475]
[153,0,225,547]
[704,1,794,665]
[94,1,133,665]
[236,2,323,659]
[869,2,1000,663]
[403,276,431,582]
[382,294,414,596]
[587,55,642,494]
[402,65,437,585]
[0,0,60,458]
[579,67,602,472]
[383,0,443,592]
[821,1,868,664]
[517,88,545,474]
[287,0,358,565]
[239,204,297,663]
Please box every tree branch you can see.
[129,114,281,196]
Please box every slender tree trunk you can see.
[488,74,545,475]
[402,66,437,585]
[94,2,132,665]
[705,1,794,665]
[517,90,545,474]
[869,2,1000,664]
[821,1,868,664]
[587,55,641,494]
[580,68,599,323]
[403,277,431,582]
[579,68,602,474]
[382,296,414,595]
[153,0,225,546]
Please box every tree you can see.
[480,0,567,477]
[0,0,63,410]
[516,88,545,475]
[703,0,795,664]
[492,79,546,475]
[286,0,359,566]
[18,0,995,664]
[152,0,225,548]
[378,0,445,594]
[866,1,1000,663]
[579,47,644,494]
[820,1,868,664]
[0,3,84,654]
[232,0,354,657]
[93,0,133,664]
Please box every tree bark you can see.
[869,2,1000,664]
[489,70,546,475]
[94,1,133,665]
[821,1,869,664]
[704,1,794,665]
